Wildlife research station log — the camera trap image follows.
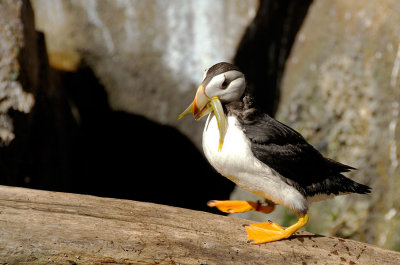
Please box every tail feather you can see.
[320,158,371,195]
[340,175,371,194]
[304,173,371,197]
[325,158,356,173]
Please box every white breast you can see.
[202,114,308,214]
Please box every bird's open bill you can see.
[178,85,227,151]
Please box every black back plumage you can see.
[226,96,371,198]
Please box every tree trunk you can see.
[0,185,398,264]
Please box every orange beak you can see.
[178,84,228,151]
[177,84,212,120]
[192,84,212,120]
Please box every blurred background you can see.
[1,0,399,251]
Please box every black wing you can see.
[237,111,369,196]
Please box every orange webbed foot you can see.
[207,200,275,214]
[245,214,309,244]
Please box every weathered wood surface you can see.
[0,186,399,265]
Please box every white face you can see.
[202,70,246,103]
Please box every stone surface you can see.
[278,0,400,250]
[0,0,34,145]
[0,0,82,189]
[31,0,258,149]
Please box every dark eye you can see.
[221,80,228,89]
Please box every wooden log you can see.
[0,185,398,265]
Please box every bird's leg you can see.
[245,214,309,244]
[207,200,275,214]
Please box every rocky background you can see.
[1,0,399,251]
[278,0,400,250]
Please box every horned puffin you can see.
[178,62,370,244]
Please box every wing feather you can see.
[239,112,354,187]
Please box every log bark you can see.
[0,185,398,265]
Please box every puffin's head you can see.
[178,62,246,151]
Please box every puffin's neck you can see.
[224,92,261,121]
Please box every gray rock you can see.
[31,0,258,149]
[0,0,34,145]
[278,0,400,249]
